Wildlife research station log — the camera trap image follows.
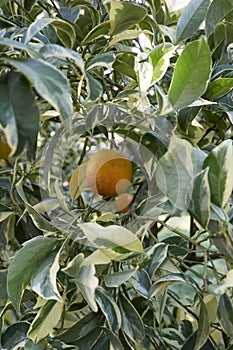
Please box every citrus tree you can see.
[0,0,233,349]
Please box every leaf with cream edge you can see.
[78,222,144,261]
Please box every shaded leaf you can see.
[218,293,233,337]
[149,274,185,299]
[204,78,233,100]
[95,287,121,333]
[203,140,233,207]
[195,300,210,350]
[168,37,211,110]
[205,0,233,37]
[176,0,211,43]
[69,162,88,200]
[55,312,103,343]
[188,168,210,228]
[7,236,58,312]
[5,58,73,125]
[0,71,40,156]
[103,328,124,350]
[1,322,30,350]
[118,293,145,342]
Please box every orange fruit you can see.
[116,193,133,213]
[0,134,11,159]
[86,149,132,197]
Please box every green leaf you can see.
[149,274,185,299]
[147,243,168,277]
[218,293,233,337]
[64,254,99,312]
[1,321,30,350]
[7,236,58,312]
[0,71,40,156]
[24,17,76,48]
[118,293,145,342]
[5,58,73,125]
[108,1,147,36]
[82,21,110,45]
[85,72,103,103]
[109,29,142,46]
[0,37,41,58]
[203,140,233,207]
[27,299,64,343]
[79,222,144,261]
[156,135,193,211]
[205,0,233,37]
[188,168,210,228]
[86,52,115,71]
[204,78,233,100]
[16,180,59,233]
[176,0,211,43]
[168,37,211,110]
[102,328,124,350]
[95,287,121,333]
[55,312,103,343]
[31,248,62,302]
[104,268,137,288]
[40,44,84,73]
[195,300,210,350]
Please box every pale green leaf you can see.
[150,44,176,85]
[27,299,64,343]
[168,37,211,110]
[74,265,99,312]
[79,222,144,258]
[85,72,103,103]
[108,1,147,36]
[176,0,211,43]
[7,237,58,312]
[156,135,193,210]
[104,268,137,288]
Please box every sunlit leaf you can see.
[27,299,64,343]
[168,37,211,110]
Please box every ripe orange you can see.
[116,193,133,213]
[86,149,132,197]
[0,134,11,159]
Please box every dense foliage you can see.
[0,0,233,349]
